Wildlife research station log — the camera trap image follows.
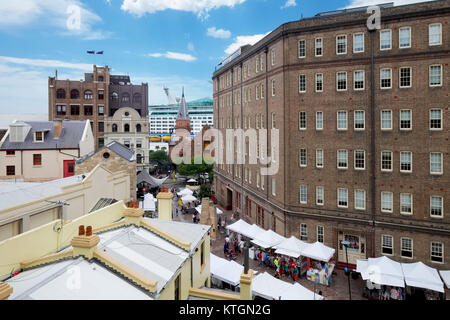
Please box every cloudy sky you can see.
[0,0,435,113]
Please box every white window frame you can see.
[317,226,324,243]
[381,110,392,131]
[353,32,364,53]
[337,111,348,131]
[354,110,365,131]
[401,237,413,259]
[315,38,323,57]
[430,152,443,175]
[400,151,412,173]
[337,188,348,208]
[354,189,366,210]
[429,23,442,46]
[354,150,365,170]
[400,193,413,216]
[271,49,276,66]
[337,71,348,92]
[380,29,392,51]
[316,111,323,131]
[429,65,442,87]
[298,39,306,58]
[381,192,393,213]
[354,70,365,91]
[380,68,392,89]
[315,73,323,92]
[336,34,347,55]
[430,109,443,131]
[316,186,324,206]
[399,67,412,88]
[299,148,307,167]
[300,224,308,241]
[300,185,307,204]
[430,196,443,218]
[382,234,394,256]
[430,242,444,264]
[299,74,306,93]
[381,151,393,172]
[271,79,276,96]
[399,109,412,131]
[399,27,411,49]
[299,111,307,130]
[316,149,324,168]
[34,131,44,143]
[337,149,348,169]
[272,178,276,196]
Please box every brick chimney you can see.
[71,225,100,259]
[53,119,63,139]
[157,187,174,221]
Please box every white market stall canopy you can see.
[187,179,197,183]
[177,188,193,196]
[274,236,309,259]
[300,241,336,263]
[356,256,405,288]
[252,272,322,300]
[251,230,286,249]
[140,193,156,211]
[181,194,197,203]
[246,224,266,240]
[225,219,253,237]
[195,205,223,215]
[210,254,244,287]
[401,262,444,293]
[439,270,450,289]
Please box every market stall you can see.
[226,219,253,236]
[274,236,308,259]
[195,205,223,215]
[401,262,444,300]
[251,229,286,249]
[177,188,193,197]
[210,253,244,290]
[300,242,336,286]
[357,256,405,300]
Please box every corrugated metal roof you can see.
[0,121,87,150]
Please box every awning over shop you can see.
[225,219,253,237]
[356,256,405,288]
[252,272,322,300]
[300,242,335,263]
[401,262,444,293]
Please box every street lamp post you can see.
[341,240,352,300]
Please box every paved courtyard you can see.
[172,196,367,300]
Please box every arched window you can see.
[70,89,80,99]
[56,89,66,99]
[84,90,93,100]
[98,75,104,82]
[124,124,130,132]
[111,92,119,101]
[112,124,118,132]
[133,93,142,103]
[137,154,143,164]
[121,93,130,102]
[136,124,142,132]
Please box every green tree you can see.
[198,184,212,199]
[149,150,171,162]
[177,155,213,180]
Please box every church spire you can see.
[176,88,189,121]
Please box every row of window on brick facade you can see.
[56,89,142,103]
[56,104,104,116]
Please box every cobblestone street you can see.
[173,197,367,300]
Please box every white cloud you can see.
[207,27,231,39]
[0,0,110,40]
[345,0,435,8]
[0,56,92,71]
[147,52,197,62]
[121,0,246,18]
[225,32,269,55]
[281,0,296,9]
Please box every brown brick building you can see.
[212,0,450,269]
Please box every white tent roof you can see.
[210,254,244,287]
[195,205,223,215]
[274,236,309,259]
[356,256,405,288]
[401,262,444,293]
[187,179,197,183]
[252,272,321,300]
[251,230,286,249]
[246,224,266,240]
[300,241,335,262]
[181,194,197,203]
[226,219,252,236]
[177,188,193,196]
[252,272,292,300]
[439,270,450,289]
[281,283,323,300]
[140,193,156,211]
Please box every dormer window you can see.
[34,131,44,142]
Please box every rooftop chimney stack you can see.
[53,119,63,139]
